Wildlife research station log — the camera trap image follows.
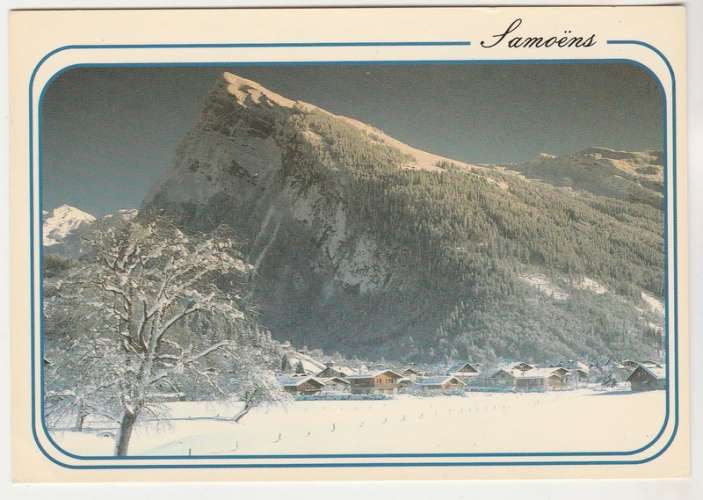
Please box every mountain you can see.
[43,206,137,259]
[141,72,665,364]
[43,204,95,247]
[501,148,664,209]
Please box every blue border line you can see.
[28,42,679,469]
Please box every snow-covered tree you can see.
[231,363,289,423]
[44,217,285,456]
[295,360,305,375]
[44,336,123,431]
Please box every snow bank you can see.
[51,390,664,457]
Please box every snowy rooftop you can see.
[448,361,480,373]
[318,377,350,385]
[346,369,405,380]
[415,375,466,386]
[513,368,566,379]
[630,365,665,380]
[277,375,324,387]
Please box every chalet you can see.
[487,369,517,389]
[556,360,590,379]
[414,375,466,393]
[620,360,640,371]
[547,367,570,377]
[546,367,576,387]
[277,376,325,395]
[511,362,536,372]
[545,373,570,390]
[347,369,407,395]
[617,360,662,381]
[513,368,573,392]
[513,370,548,392]
[448,361,481,383]
[318,376,350,392]
[316,361,353,378]
[401,367,424,381]
[611,362,635,382]
[627,365,665,391]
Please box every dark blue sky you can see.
[41,63,663,216]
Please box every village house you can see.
[414,375,466,393]
[277,376,325,395]
[609,361,635,382]
[318,376,351,393]
[627,365,665,391]
[615,359,663,383]
[556,360,590,382]
[511,362,536,372]
[401,367,424,381]
[487,366,572,392]
[620,359,640,371]
[316,361,354,378]
[547,367,570,377]
[513,370,548,392]
[347,369,407,395]
[486,368,517,389]
[448,361,481,383]
[547,367,578,387]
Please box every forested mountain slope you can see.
[140,72,665,364]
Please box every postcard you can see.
[9,5,688,481]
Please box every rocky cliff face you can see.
[143,72,665,364]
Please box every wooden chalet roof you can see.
[627,365,665,381]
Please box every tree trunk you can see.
[115,410,139,456]
[75,401,86,431]
[232,402,252,423]
[75,411,86,431]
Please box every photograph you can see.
[39,62,668,458]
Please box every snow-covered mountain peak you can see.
[223,71,296,109]
[43,204,96,246]
[43,206,139,258]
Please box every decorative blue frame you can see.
[28,39,679,469]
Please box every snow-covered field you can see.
[50,389,665,457]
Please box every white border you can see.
[3,1,701,499]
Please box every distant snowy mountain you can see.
[502,147,663,209]
[43,205,138,259]
[42,204,95,247]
